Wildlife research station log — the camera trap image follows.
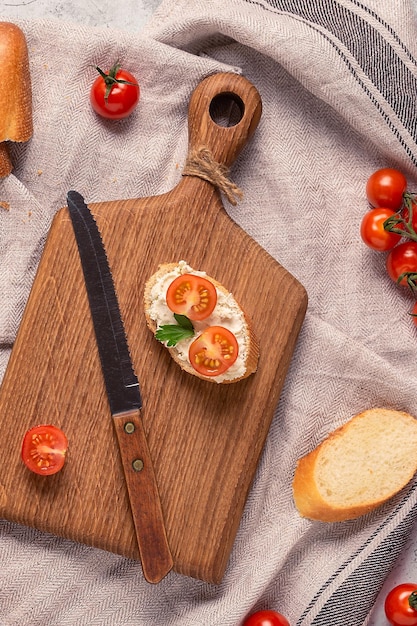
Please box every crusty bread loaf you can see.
[144,262,259,383]
[0,22,33,177]
[292,408,417,522]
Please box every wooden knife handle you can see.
[112,409,173,583]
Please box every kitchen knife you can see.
[67,189,173,584]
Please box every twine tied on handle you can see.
[182,146,243,206]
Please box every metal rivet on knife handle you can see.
[132,458,144,472]
[124,422,135,434]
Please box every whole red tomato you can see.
[385,583,417,626]
[360,207,402,251]
[386,241,417,287]
[242,609,290,626]
[366,168,407,210]
[90,62,140,120]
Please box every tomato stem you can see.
[384,192,417,242]
[409,591,417,610]
[397,271,417,292]
[95,61,138,101]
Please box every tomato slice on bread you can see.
[189,326,238,376]
[166,274,217,321]
[21,424,68,475]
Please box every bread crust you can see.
[292,408,417,522]
[144,262,259,383]
[0,143,12,178]
[0,22,33,177]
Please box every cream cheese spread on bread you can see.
[145,261,255,383]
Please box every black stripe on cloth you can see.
[311,501,417,625]
[291,483,417,625]
[243,0,417,163]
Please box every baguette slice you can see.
[0,22,33,177]
[144,261,259,384]
[292,408,417,522]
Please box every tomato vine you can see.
[361,167,417,326]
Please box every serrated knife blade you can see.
[67,190,173,584]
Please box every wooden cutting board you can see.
[0,73,307,584]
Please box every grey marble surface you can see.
[0,0,161,31]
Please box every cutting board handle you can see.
[186,72,262,169]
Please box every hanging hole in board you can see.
[209,93,245,128]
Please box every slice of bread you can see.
[144,261,259,384]
[292,408,417,522]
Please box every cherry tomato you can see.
[90,62,140,120]
[360,207,402,251]
[386,241,417,286]
[243,609,290,626]
[366,168,407,210]
[166,274,217,321]
[385,583,417,626]
[21,424,68,476]
[188,326,238,377]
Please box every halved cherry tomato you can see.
[360,207,402,251]
[386,241,417,287]
[366,168,407,210]
[166,274,217,321]
[21,424,68,476]
[188,326,238,376]
[243,609,290,626]
[385,583,417,626]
